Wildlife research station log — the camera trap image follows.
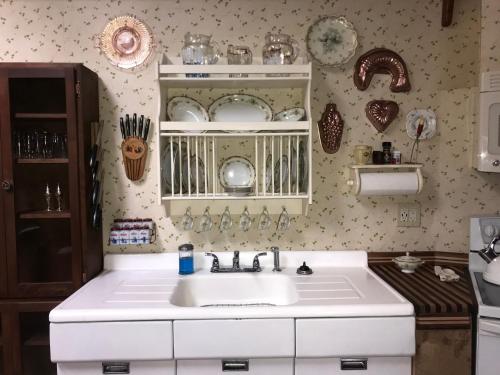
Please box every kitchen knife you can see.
[119,117,126,140]
[143,118,151,141]
[132,113,137,137]
[138,115,144,138]
[125,114,130,137]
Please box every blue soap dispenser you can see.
[178,243,194,275]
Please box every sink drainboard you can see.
[200,303,276,308]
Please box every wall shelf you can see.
[18,211,71,219]
[16,158,68,164]
[156,56,313,215]
[14,113,67,119]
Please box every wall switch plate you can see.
[397,203,421,227]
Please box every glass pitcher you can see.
[262,32,299,65]
[181,33,220,77]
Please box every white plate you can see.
[406,109,437,140]
[182,154,205,193]
[167,96,209,133]
[161,141,180,194]
[306,16,358,67]
[274,107,306,121]
[219,156,255,188]
[208,94,273,124]
[299,140,308,193]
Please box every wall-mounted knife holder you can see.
[121,136,148,181]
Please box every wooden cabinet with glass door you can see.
[0,63,103,299]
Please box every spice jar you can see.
[392,150,402,164]
[382,142,392,164]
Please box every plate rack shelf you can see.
[157,56,313,215]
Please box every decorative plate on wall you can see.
[306,16,358,67]
[406,109,437,140]
[96,15,155,71]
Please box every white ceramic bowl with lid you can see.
[392,252,425,273]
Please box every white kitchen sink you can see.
[169,273,299,307]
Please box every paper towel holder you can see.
[347,164,423,196]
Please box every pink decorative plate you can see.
[96,15,155,71]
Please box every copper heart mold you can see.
[317,103,344,154]
[365,100,399,133]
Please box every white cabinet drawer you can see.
[295,357,411,375]
[177,358,294,375]
[57,361,175,375]
[296,317,415,357]
[174,319,294,359]
[50,322,173,362]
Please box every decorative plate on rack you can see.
[167,96,209,133]
[219,156,256,189]
[96,15,155,71]
[208,94,273,129]
[306,16,358,67]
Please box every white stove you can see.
[50,251,415,375]
[469,216,500,375]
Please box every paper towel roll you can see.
[358,172,419,195]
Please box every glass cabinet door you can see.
[0,311,4,375]
[0,68,80,298]
[19,310,56,375]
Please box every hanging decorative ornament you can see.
[306,16,358,67]
[317,103,344,154]
[365,100,399,133]
[353,48,411,92]
[96,15,155,71]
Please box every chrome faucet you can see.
[271,246,282,272]
[233,251,240,270]
[205,251,267,272]
[480,236,500,264]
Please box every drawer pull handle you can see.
[340,358,368,371]
[102,362,130,374]
[222,359,249,371]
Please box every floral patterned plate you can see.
[167,96,209,133]
[274,107,306,121]
[208,94,273,132]
[219,156,256,189]
[306,16,358,67]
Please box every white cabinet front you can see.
[296,317,415,357]
[177,359,294,375]
[173,319,295,359]
[295,357,411,375]
[56,361,175,375]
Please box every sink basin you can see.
[170,273,299,307]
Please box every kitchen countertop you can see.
[369,252,474,328]
[50,251,414,323]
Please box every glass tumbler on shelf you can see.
[227,44,252,78]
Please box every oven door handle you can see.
[480,320,500,336]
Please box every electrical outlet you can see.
[398,203,421,227]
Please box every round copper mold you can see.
[354,48,411,93]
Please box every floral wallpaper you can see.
[1,0,499,254]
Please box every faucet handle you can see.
[205,252,220,272]
[252,252,268,272]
